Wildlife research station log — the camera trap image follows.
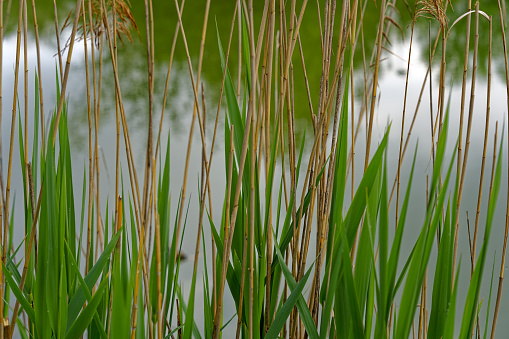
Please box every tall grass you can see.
[0,0,507,338]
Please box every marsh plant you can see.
[0,0,507,338]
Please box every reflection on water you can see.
[1,0,509,337]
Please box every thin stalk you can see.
[174,0,211,244]
[263,0,276,332]
[491,0,509,337]
[454,3,479,277]
[51,0,84,145]
[9,166,42,337]
[23,0,27,171]
[396,20,415,227]
[457,0,472,219]
[2,3,24,330]
[141,0,154,245]
[113,0,120,275]
[0,0,4,329]
[97,2,154,332]
[235,215,249,339]
[154,0,185,161]
[248,3,255,337]
[153,161,162,339]
[53,0,63,80]
[364,0,385,171]
[91,0,103,258]
[211,3,244,338]
[236,0,241,100]
[83,0,94,276]
[99,0,142,247]
[29,0,44,149]
[130,208,146,339]
[472,16,492,273]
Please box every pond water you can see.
[1,0,509,337]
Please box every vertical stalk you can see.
[174,0,211,245]
[53,0,63,80]
[491,1,509,337]
[9,165,42,337]
[364,0,385,171]
[472,15,492,273]
[29,0,44,149]
[0,0,4,329]
[454,3,479,277]
[457,0,472,191]
[396,21,415,227]
[83,0,94,277]
[2,3,24,333]
[141,0,154,245]
[23,0,27,171]
[51,0,84,145]
[211,4,240,338]
[153,160,162,339]
[263,0,276,332]
[248,3,255,337]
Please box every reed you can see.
[0,0,507,338]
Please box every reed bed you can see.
[0,0,507,338]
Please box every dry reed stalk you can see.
[2,3,25,332]
[210,4,241,338]
[53,0,63,79]
[202,84,217,315]
[51,0,84,145]
[307,0,349,324]
[284,6,310,315]
[130,196,146,339]
[387,24,442,207]
[453,3,480,278]
[364,0,385,171]
[173,0,211,245]
[82,0,94,277]
[172,1,236,338]
[235,215,249,339]
[9,164,42,337]
[279,87,289,210]
[154,0,185,161]
[99,0,142,246]
[428,22,437,184]
[457,0,472,219]
[248,3,255,337]
[345,0,398,178]
[263,0,276,332]
[320,0,351,278]
[487,118,498,335]
[141,0,154,245]
[395,20,415,228]
[491,0,509,337]
[472,15,492,273]
[251,1,269,82]
[112,0,120,271]
[90,0,103,259]
[176,299,182,339]
[96,1,153,332]
[249,9,270,160]
[345,0,392,171]
[296,31,315,124]
[29,0,44,148]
